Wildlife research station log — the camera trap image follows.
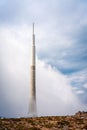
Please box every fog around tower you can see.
[0,0,87,117]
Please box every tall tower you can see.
[29,23,37,117]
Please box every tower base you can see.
[28,112,37,117]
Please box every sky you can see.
[0,0,87,118]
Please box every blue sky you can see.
[0,0,87,117]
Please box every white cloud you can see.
[0,26,87,117]
[36,60,87,116]
[75,90,85,94]
[69,69,87,82]
[83,84,87,89]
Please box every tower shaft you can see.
[29,23,37,117]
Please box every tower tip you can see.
[33,23,34,34]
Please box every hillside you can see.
[0,111,87,130]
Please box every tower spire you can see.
[32,23,35,46]
[33,23,34,34]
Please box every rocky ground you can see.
[0,111,87,130]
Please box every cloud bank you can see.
[0,26,87,117]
